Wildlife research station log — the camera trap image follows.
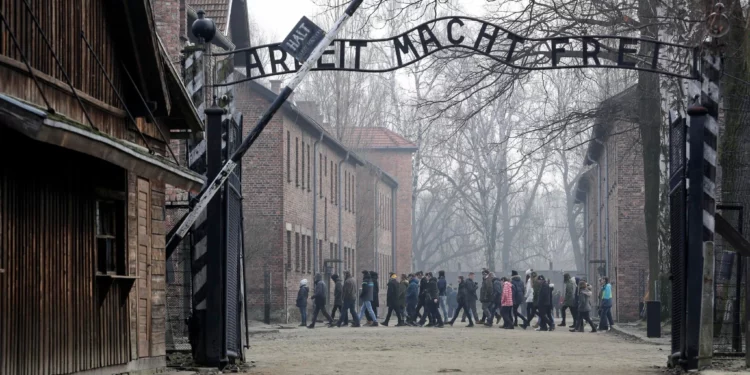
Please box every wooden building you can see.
[0,1,204,374]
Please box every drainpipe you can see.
[603,141,610,278]
[587,152,601,278]
[391,184,397,273]
[374,176,379,275]
[313,133,324,275]
[338,152,349,275]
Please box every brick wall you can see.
[582,117,647,322]
[358,150,413,274]
[612,118,647,321]
[356,167,394,304]
[152,0,183,66]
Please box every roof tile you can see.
[188,0,230,33]
[344,127,417,150]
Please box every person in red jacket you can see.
[500,277,515,329]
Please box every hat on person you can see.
[550,283,555,288]
[512,270,519,276]
[391,273,398,279]
[331,274,339,282]
[300,279,308,286]
[525,269,532,276]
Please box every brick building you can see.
[356,163,398,302]
[235,80,364,321]
[0,1,204,373]
[575,86,647,322]
[345,127,417,274]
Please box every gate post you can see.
[685,48,721,370]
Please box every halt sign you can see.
[281,16,325,63]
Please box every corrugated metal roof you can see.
[187,0,230,33]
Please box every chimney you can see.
[270,80,282,94]
[297,101,322,123]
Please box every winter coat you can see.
[578,288,593,312]
[511,275,525,305]
[492,278,503,305]
[464,278,478,306]
[343,276,358,303]
[426,278,440,301]
[407,278,420,305]
[564,278,576,307]
[387,278,400,307]
[296,285,309,308]
[524,277,534,303]
[573,277,581,307]
[537,281,551,308]
[360,277,374,302]
[448,287,458,308]
[419,277,428,297]
[480,276,494,303]
[501,281,514,307]
[532,279,542,304]
[333,279,343,307]
[456,281,466,305]
[372,279,380,307]
[398,279,408,308]
[313,280,327,305]
[438,277,447,296]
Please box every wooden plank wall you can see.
[0,0,121,108]
[0,130,131,375]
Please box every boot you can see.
[558,321,566,326]
[466,323,474,327]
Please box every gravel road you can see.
[242,321,669,375]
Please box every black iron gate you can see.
[668,112,687,365]
[223,113,243,357]
[713,205,745,354]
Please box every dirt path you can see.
[243,322,669,374]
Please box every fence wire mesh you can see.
[713,206,745,354]
[166,207,193,351]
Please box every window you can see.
[296,233,301,272]
[295,137,299,187]
[287,231,292,270]
[307,236,312,273]
[330,242,334,261]
[287,131,291,183]
[301,140,305,190]
[330,161,334,201]
[319,155,323,197]
[334,164,338,205]
[319,242,323,272]
[344,171,349,211]
[96,200,123,274]
[324,155,327,176]
[307,145,311,192]
[351,175,355,213]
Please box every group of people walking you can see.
[296,268,615,332]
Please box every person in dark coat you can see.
[447,284,457,319]
[419,272,444,327]
[330,274,343,325]
[480,269,493,324]
[383,272,405,326]
[510,270,529,328]
[570,276,581,328]
[559,273,577,327]
[489,273,503,326]
[535,275,553,331]
[357,270,378,326]
[296,279,309,326]
[438,270,448,320]
[572,280,597,332]
[370,271,380,321]
[398,274,409,324]
[464,272,480,322]
[339,271,360,327]
[448,276,475,327]
[415,271,428,321]
[308,273,333,328]
[406,274,419,325]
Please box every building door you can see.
[137,178,152,357]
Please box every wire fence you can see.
[713,205,745,354]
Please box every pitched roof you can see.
[344,127,418,151]
[187,0,230,34]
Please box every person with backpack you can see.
[406,274,420,325]
[572,280,597,332]
[383,272,404,326]
[448,276,475,327]
[330,274,343,326]
[358,270,379,326]
[296,279,309,327]
[339,271,360,327]
[559,273,577,327]
[308,273,333,328]
[510,270,529,328]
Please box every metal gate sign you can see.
[215,16,699,86]
[281,16,326,63]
